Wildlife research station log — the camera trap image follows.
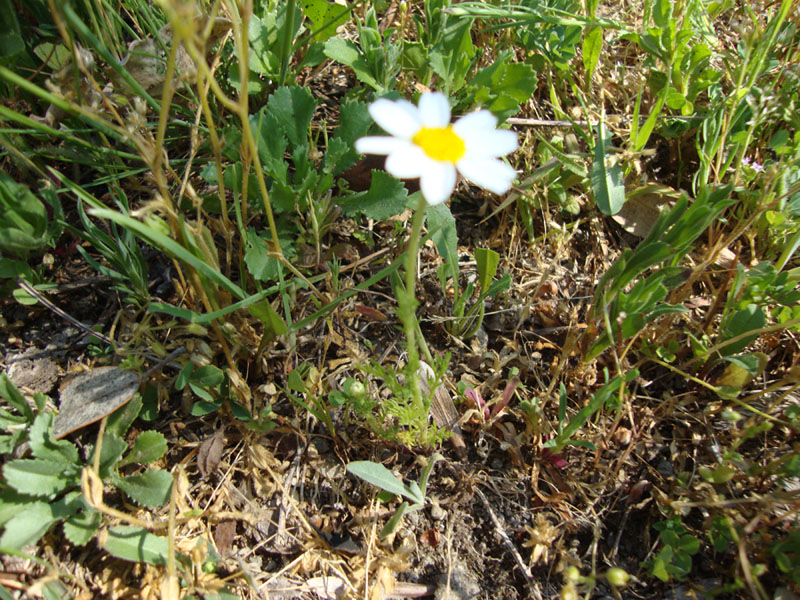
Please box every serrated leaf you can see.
[591,117,625,216]
[119,431,167,467]
[100,525,169,565]
[266,86,317,148]
[2,459,76,497]
[325,100,371,175]
[243,227,297,282]
[337,171,409,220]
[114,469,173,507]
[28,413,79,464]
[0,501,59,550]
[63,509,101,546]
[251,110,289,184]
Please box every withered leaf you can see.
[214,519,237,556]
[197,429,226,478]
[612,184,679,238]
[418,361,466,459]
[54,367,140,439]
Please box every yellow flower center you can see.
[412,126,466,163]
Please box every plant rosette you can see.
[355,92,518,205]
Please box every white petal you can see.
[355,136,410,155]
[456,156,517,195]
[467,129,519,158]
[369,98,421,138]
[453,110,498,138]
[454,111,518,157]
[420,160,457,205]
[418,92,451,128]
[385,144,427,178]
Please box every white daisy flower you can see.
[355,92,519,205]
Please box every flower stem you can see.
[397,194,429,408]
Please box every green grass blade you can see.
[89,208,247,300]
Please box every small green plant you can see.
[647,515,701,582]
[70,192,150,306]
[0,172,63,258]
[347,452,443,538]
[175,361,251,420]
[543,370,637,454]
[0,374,171,552]
[770,528,800,585]
[353,356,452,450]
[438,245,511,339]
[324,7,402,94]
[584,184,736,361]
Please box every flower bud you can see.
[606,567,630,587]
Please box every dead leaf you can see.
[54,367,140,439]
[213,520,236,556]
[197,429,226,478]
[612,184,680,238]
[306,576,347,600]
[418,361,466,459]
[355,305,388,321]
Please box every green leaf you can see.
[591,117,625,215]
[105,393,143,438]
[470,55,537,121]
[0,501,59,550]
[720,304,766,356]
[88,209,246,300]
[63,509,101,546]
[379,500,409,538]
[0,172,52,256]
[266,86,317,149]
[427,202,458,281]
[190,401,220,416]
[582,26,603,83]
[652,548,672,581]
[175,362,194,391]
[248,301,288,337]
[337,171,409,220]
[300,0,350,41]
[101,525,170,565]
[347,461,423,504]
[28,413,79,464]
[91,432,128,480]
[191,365,225,388]
[325,100,371,175]
[2,459,76,497]
[119,431,168,467]
[474,248,499,294]
[114,469,173,507]
[243,228,297,282]
[324,37,378,89]
[0,373,33,422]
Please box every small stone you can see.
[429,501,446,521]
[434,568,480,600]
[6,347,58,394]
[657,459,674,478]
[313,438,330,454]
